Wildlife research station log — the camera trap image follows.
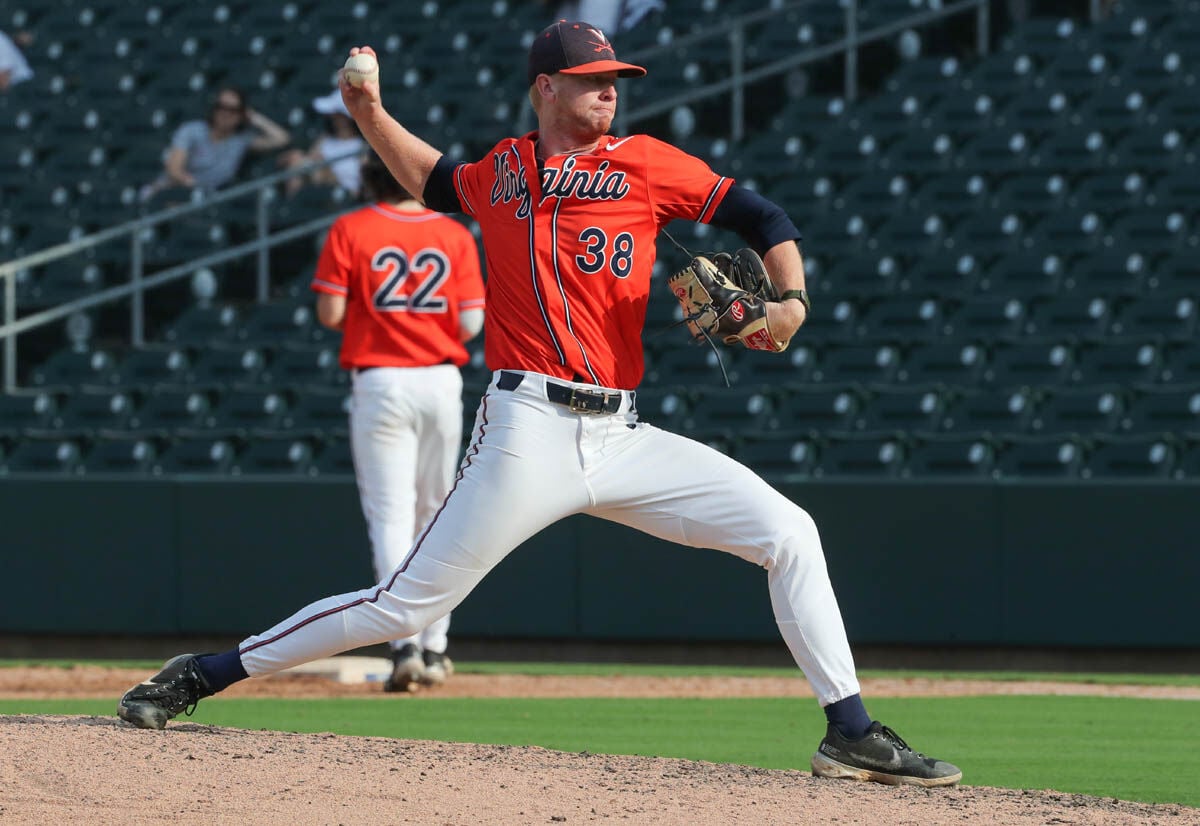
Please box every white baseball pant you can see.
[241,369,862,706]
[348,364,461,654]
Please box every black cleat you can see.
[419,650,454,686]
[117,654,215,730]
[384,644,425,693]
[812,722,962,787]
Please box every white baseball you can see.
[343,53,379,88]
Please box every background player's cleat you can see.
[811,722,962,787]
[384,644,425,693]
[419,650,454,686]
[117,654,215,730]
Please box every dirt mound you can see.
[2,715,1195,826]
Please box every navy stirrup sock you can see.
[824,694,872,740]
[195,650,249,693]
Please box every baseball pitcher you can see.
[120,20,960,788]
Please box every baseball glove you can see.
[666,250,789,352]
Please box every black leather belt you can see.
[497,370,623,415]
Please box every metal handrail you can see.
[2,0,991,394]
[1,149,362,392]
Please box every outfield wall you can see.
[1,477,1196,648]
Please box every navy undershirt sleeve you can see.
[709,185,802,255]
[422,155,463,213]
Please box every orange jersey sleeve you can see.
[312,204,485,370]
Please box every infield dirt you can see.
[1,666,1197,825]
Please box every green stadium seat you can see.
[959,129,1037,175]
[126,385,216,432]
[1084,433,1176,479]
[731,432,818,480]
[55,386,138,434]
[906,431,996,477]
[858,297,944,341]
[0,391,60,438]
[1121,385,1200,432]
[949,209,1028,257]
[1066,171,1149,213]
[772,385,864,433]
[0,432,85,475]
[999,89,1073,134]
[27,349,117,388]
[260,341,342,387]
[311,436,355,476]
[911,172,992,215]
[901,252,980,297]
[859,385,947,432]
[1160,342,1200,384]
[1071,336,1163,386]
[894,340,986,386]
[817,431,907,477]
[939,387,1035,435]
[188,343,268,386]
[208,387,289,435]
[153,434,239,475]
[234,434,317,476]
[810,342,902,386]
[826,253,900,298]
[982,338,1075,388]
[1110,293,1196,341]
[977,251,1063,297]
[81,432,161,474]
[1024,293,1113,338]
[1031,385,1126,435]
[160,303,240,346]
[943,295,1027,339]
[1042,50,1116,96]
[685,386,774,440]
[112,345,192,390]
[277,384,350,437]
[236,301,322,346]
[994,434,1085,478]
[631,386,692,432]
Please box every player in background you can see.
[312,151,485,691]
[119,20,961,788]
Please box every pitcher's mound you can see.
[2,715,1195,826]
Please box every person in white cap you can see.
[280,88,367,197]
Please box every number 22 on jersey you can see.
[372,247,451,313]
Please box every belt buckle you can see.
[567,388,604,414]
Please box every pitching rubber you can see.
[811,752,963,788]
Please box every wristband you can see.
[779,289,811,313]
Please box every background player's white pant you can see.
[242,370,862,706]
[349,364,460,654]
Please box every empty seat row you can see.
[634,383,1200,439]
[5,428,1191,479]
[0,430,356,477]
[732,431,1196,480]
[642,334,1200,388]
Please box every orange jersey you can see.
[311,204,485,369]
[450,133,732,389]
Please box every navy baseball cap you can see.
[527,20,647,86]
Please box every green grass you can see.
[5,694,1198,808]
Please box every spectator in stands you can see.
[139,85,291,203]
[551,0,665,34]
[0,29,33,92]
[279,88,367,198]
